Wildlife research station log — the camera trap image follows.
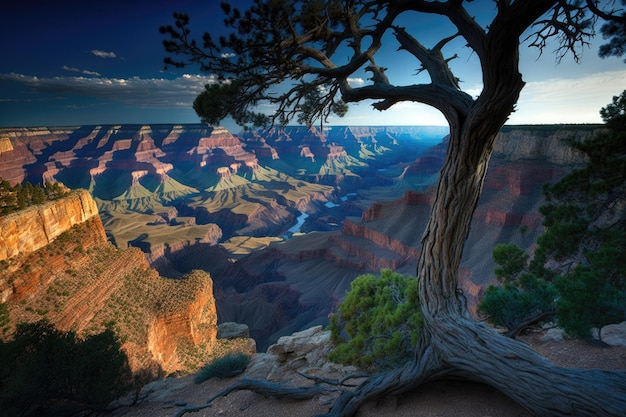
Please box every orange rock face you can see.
[0,189,99,261]
[0,192,221,376]
[147,274,217,373]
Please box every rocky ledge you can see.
[0,189,99,262]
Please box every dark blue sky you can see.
[1,1,624,130]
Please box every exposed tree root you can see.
[504,311,556,338]
[175,317,626,417]
[174,378,337,416]
[317,343,450,417]
[427,316,626,417]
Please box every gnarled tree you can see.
[161,1,626,416]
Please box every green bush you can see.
[478,92,626,340]
[0,178,68,215]
[0,320,132,417]
[478,243,557,333]
[554,234,626,340]
[328,270,423,371]
[194,353,251,384]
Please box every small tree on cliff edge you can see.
[161,2,626,416]
[479,91,626,339]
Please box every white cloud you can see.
[328,100,447,126]
[62,65,101,76]
[509,70,626,124]
[91,50,117,59]
[0,72,218,108]
[347,77,365,85]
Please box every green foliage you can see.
[328,270,422,371]
[193,81,269,127]
[600,90,626,129]
[194,353,251,384]
[479,92,626,339]
[0,320,132,417]
[478,245,557,333]
[554,230,626,340]
[492,243,529,283]
[0,178,68,216]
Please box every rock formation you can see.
[0,191,249,376]
[0,189,99,262]
[207,125,602,349]
[0,123,604,356]
[0,124,444,272]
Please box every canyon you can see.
[0,192,253,376]
[0,123,600,354]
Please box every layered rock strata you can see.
[0,192,236,375]
[0,189,99,262]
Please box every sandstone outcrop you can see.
[0,189,99,262]
[0,192,236,376]
[243,325,350,385]
[266,325,333,369]
[493,126,594,165]
[217,322,251,339]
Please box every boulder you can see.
[217,322,250,339]
[542,327,567,342]
[599,321,626,347]
[267,325,332,368]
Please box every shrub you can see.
[328,270,423,371]
[0,320,132,417]
[194,353,251,384]
[554,237,626,341]
[479,92,626,339]
[478,243,557,334]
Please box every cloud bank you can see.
[0,72,218,108]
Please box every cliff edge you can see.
[0,189,99,261]
[0,192,253,376]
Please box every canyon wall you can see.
[0,124,604,352]
[213,125,602,348]
[0,192,238,375]
[0,189,99,261]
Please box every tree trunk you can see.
[178,98,626,417]
[320,317,626,417]
[175,3,626,415]
[428,315,626,416]
[319,111,626,417]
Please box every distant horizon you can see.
[2,2,623,135]
[0,121,605,130]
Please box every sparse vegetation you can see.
[0,320,132,417]
[0,178,68,216]
[0,303,9,330]
[479,92,626,340]
[328,270,422,371]
[194,352,251,384]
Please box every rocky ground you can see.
[107,323,626,417]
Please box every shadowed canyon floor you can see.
[0,124,604,353]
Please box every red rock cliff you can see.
[0,189,99,261]
[0,193,223,375]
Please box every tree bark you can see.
[171,3,626,416]
[428,315,626,417]
[319,318,626,417]
[406,47,626,414]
